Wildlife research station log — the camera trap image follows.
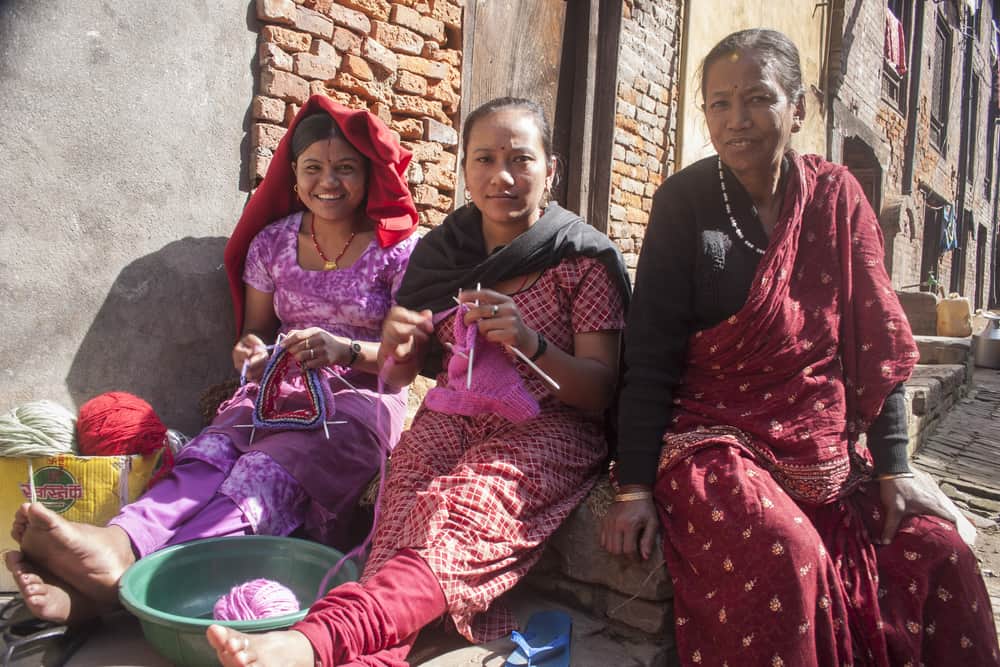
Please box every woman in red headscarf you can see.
[600,29,998,666]
[6,96,419,624]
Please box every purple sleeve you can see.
[387,236,417,303]
[243,228,275,293]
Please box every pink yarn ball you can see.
[212,578,300,621]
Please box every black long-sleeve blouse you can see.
[615,156,909,487]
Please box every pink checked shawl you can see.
[657,153,919,504]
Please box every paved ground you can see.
[3,367,1000,666]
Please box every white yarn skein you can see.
[0,400,77,457]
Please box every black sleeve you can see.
[865,382,911,475]
[615,182,697,486]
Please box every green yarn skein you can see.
[0,400,77,457]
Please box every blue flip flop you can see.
[504,610,572,666]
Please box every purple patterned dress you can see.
[110,213,414,554]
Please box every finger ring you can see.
[305,338,311,349]
[491,304,500,317]
[310,348,316,360]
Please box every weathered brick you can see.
[311,38,337,61]
[261,66,310,103]
[256,0,296,25]
[423,162,456,191]
[394,70,427,95]
[252,95,286,123]
[284,102,301,125]
[324,3,371,33]
[426,79,458,113]
[341,54,373,81]
[261,25,312,53]
[419,208,447,228]
[402,140,442,162]
[417,16,446,42]
[371,20,423,56]
[252,122,287,152]
[371,101,393,125]
[250,149,272,183]
[259,41,294,71]
[423,44,460,66]
[339,0,391,21]
[429,0,460,29]
[391,4,445,41]
[332,27,363,54]
[397,54,447,80]
[436,149,457,171]
[332,72,382,101]
[423,117,457,146]
[412,183,440,206]
[309,81,353,105]
[405,159,424,183]
[392,117,424,140]
[444,62,461,92]
[294,51,340,80]
[293,5,334,38]
[361,37,399,75]
[393,94,448,122]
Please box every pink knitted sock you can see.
[424,307,539,423]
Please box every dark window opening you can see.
[930,12,951,152]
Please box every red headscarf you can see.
[223,95,418,334]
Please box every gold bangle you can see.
[614,491,653,503]
[875,472,915,481]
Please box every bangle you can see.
[347,340,361,367]
[875,472,915,481]
[529,331,548,361]
[614,491,653,503]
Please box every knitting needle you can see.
[240,344,278,386]
[507,345,561,391]
[27,460,36,504]
[467,284,480,389]
[331,373,374,403]
[452,296,560,391]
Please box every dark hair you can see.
[460,97,553,163]
[290,112,346,161]
[699,29,805,106]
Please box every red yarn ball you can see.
[77,391,168,457]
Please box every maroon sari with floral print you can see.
[654,154,998,666]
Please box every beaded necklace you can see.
[310,215,357,270]
[717,157,766,256]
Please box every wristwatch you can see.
[347,340,362,367]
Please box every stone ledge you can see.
[913,335,972,366]
[904,364,969,455]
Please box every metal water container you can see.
[973,312,1000,369]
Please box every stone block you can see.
[339,0,391,21]
[294,51,340,80]
[324,2,372,33]
[423,117,457,146]
[371,20,424,56]
[259,41,294,71]
[260,66,310,103]
[361,37,399,75]
[261,25,312,53]
[397,54,448,80]
[913,335,972,366]
[332,27,363,55]
[256,0,296,25]
[394,69,428,95]
[252,95,286,124]
[341,53,374,81]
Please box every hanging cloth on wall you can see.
[940,203,960,252]
[884,5,907,76]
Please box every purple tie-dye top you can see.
[242,212,416,342]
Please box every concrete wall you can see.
[0,0,258,434]
[677,3,830,169]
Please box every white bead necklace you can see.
[717,157,766,256]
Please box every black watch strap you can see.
[347,340,361,366]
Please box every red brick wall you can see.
[251,0,463,230]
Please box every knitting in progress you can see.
[424,306,540,423]
[253,344,329,431]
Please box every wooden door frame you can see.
[457,0,622,232]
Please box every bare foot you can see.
[4,550,101,624]
[206,625,315,667]
[18,502,134,606]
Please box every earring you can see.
[464,189,472,206]
[293,184,299,193]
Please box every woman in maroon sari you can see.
[601,29,998,666]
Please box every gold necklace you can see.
[310,218,356,270]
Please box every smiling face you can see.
[703,49,803,178]
[462,108,554,231]
[292,137,368,225]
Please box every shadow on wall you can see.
[66,236,236,436]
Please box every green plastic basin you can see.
[119,536,357,667]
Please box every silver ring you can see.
[491,304,500,317]
[310,348,316,360]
